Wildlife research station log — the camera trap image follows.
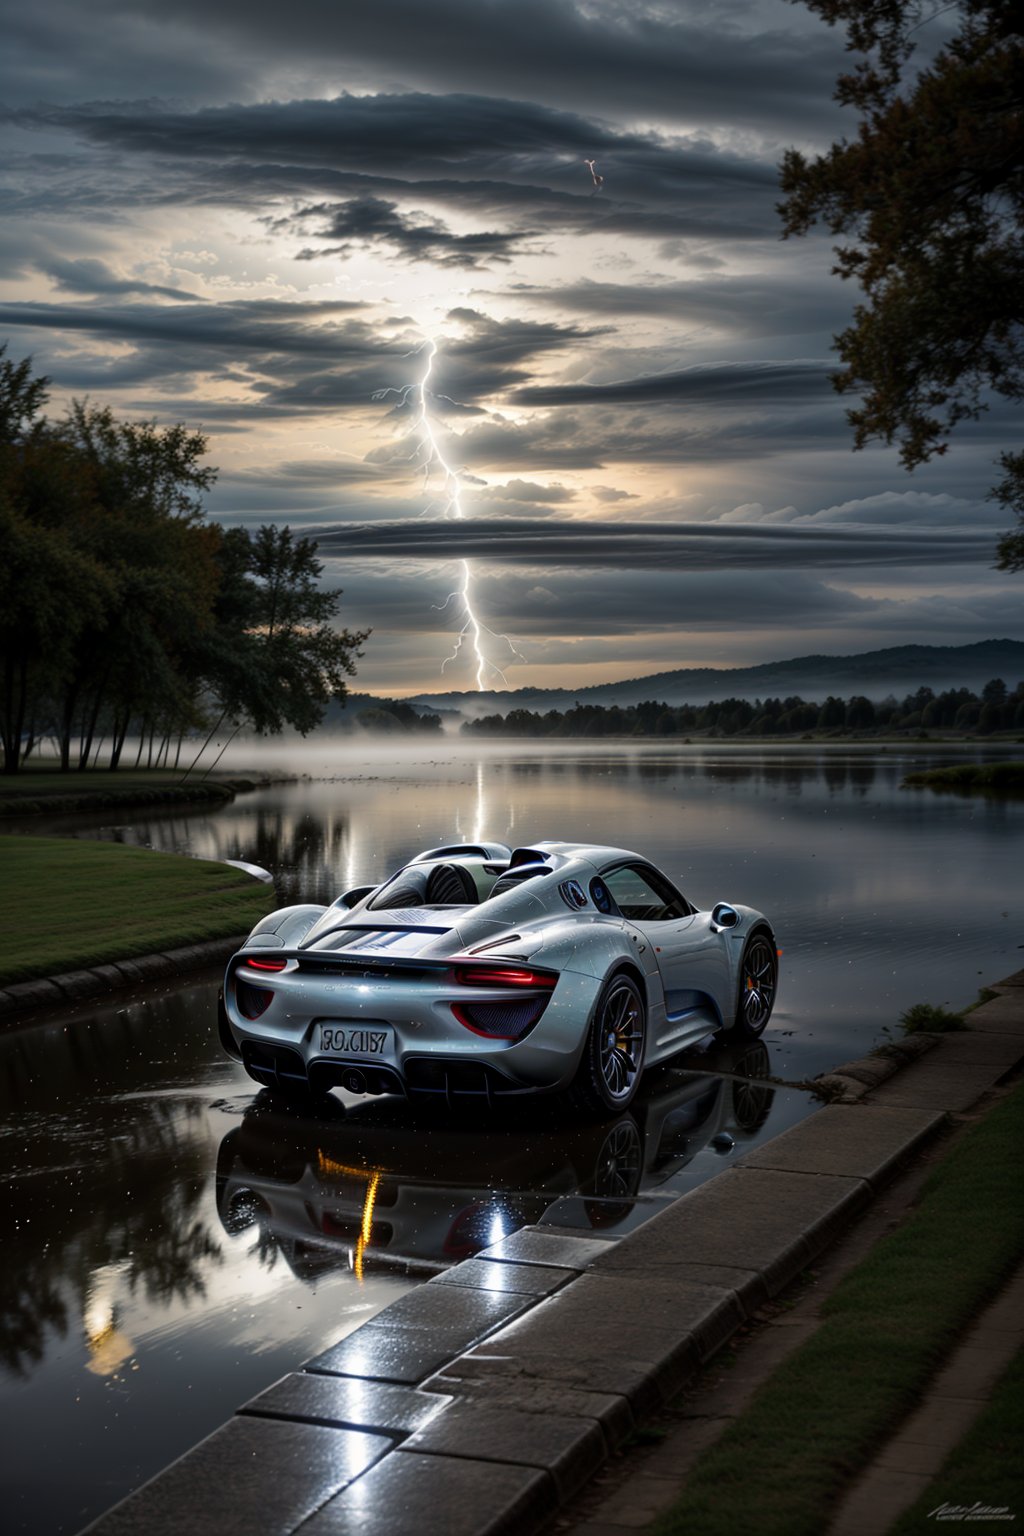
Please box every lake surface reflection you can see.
[2,740,1020,1533]
[52,738,1024,1076]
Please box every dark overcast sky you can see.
[1,0,1018,692]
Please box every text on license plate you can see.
[318,1024,392,1057]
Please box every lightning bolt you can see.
[373,336,523,691]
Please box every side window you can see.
[602,864,690,922]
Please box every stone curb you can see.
[0,937,249,1028]
[82,975,1024,1536]
[813,1032,939,1102]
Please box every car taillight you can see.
[452,964,556,989]
[449,963,556,1039]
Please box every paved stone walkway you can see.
[557,974,1024,1536]
[557,1246,1024,1536]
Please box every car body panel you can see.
[221,839,775,1101]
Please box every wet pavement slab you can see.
[734,1103,942,1186]
[431,1258,575,1295]
[307,1288,535,1386]
[402,1399,606,1498]
[242,1374,450,1436]
[82,1416,393,1536]
[301,1452,555,1536]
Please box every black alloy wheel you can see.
[572,973,647,1115]
[734,935,777,1038]
[730,1043,775,1131]
[590,1117,644,1199]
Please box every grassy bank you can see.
[891,1341,1024,1532]
[902,761,1024,794]
[0,836,274,986]
[0,767,258,818]
[651,1080,1024,1536]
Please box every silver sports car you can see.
[219,840,778,1114]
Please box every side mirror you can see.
[335,885,376,910]
[711,902,739,931]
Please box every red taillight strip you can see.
[241,957,287,972]
[452,964,557,989]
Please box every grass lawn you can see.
[650,1081,1024,1536]
[890,1341,1024,1531]
[0,835,274,985]
[0,767,252,817]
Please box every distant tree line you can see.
[351,699,442,734]
[0,348,369,774]
[461,680,1024,740]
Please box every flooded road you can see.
[2,740,1021,1532]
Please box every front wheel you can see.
[733,935,777,1038]
[571,974,647,1116]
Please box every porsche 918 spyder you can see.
[218,840,777,1114]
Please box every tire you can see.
[571,973,647,1116]
[589,1117,643,1199]
[730,1043,774,1131]
[732,934,777,1038]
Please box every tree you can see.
[192,525,370,763]
[0,344,48,443]
[818,694,847,729]
[779,1,1023,558]
[0,348,369,773]
[846,693,876,728]
[0,499,109,773]
[0,351,109,772]
[47,403,223,770]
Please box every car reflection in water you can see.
[215,1038,777,1283]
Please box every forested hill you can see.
[406,640,1024,714]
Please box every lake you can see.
[51,737,1024,1075]
[1,739,1020,1533]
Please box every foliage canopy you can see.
[778,1,1024,565]
[0,346,369,773]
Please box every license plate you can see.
[317,1023,393,1059]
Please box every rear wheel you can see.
[733,935,777,1038]
[571,973,647,1116]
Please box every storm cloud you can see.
[288,196,535,268]
[0,2,849,134]
[512,360,833,408]
[1,0,1018,692]
[4,93,785,245]
[307,517,996,571]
